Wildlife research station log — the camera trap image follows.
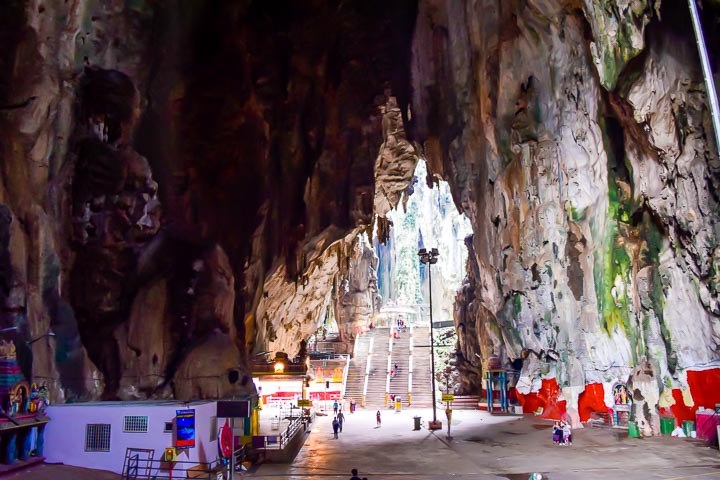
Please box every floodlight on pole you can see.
[418,247,441,430]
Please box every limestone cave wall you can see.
[413,0,720,433]
[2,0,720,432]
[0,0,418,401]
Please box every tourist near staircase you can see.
[389,329,410,406]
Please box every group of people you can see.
[332,409,346,439]
[552,420,572,446]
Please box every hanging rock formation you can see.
[0,0,418,401]
[1,0,720,431]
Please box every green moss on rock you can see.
[586,0,656,91]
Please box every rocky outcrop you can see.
[0,0,419,400]
[417,0,720,430]
[2,0,720,425]
[335,234,381,349]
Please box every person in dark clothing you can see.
[350,469,361,480]
[337,411,345,432]
[332,417,339,439]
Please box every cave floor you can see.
[7,409,719,479]
[252,408,720,480]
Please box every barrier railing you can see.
[251,413,309,451]
[122,447,244,479]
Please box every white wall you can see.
[45,401,219,475]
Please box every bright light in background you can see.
[274,361,285,373]
[379,159,472,311]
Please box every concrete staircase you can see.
[410,326,435,407]
[452,395,481,410]
[364,328,391,408]
[344,333,371,408]
[342,328,391,409]
[389,330,410,406]
[342,325,439,410]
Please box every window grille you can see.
[123,416,149,433]
[85,424,111,452]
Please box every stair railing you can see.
[362,337,374,407]
[340,354,350,401]
[386,325,394,406]
[408,324,414,405]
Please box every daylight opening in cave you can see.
[375,159,472,389]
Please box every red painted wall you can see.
[666,369,720,423]
[578,383,609,422]
[516,378,567,420]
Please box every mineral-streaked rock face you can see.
[2,0,720,429]
[416,0,720,431]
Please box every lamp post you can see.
[418,247,441,430]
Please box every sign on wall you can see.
[217,400,250,418]
[176,409,196,449]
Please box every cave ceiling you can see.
[0,0,719,431]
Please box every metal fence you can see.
[251,410,311,451]
[122,446,245,480]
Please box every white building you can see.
[44,400,225,475]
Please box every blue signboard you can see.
[176,409,196,449]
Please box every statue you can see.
[37,385,49,413]
[28,384,39,413]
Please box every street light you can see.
[418,247,441,430]
[273,361,285,373]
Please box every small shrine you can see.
[0,340,50,471]
[484,356,508,413]
[612,382,632,425]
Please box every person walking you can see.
[376,410,381,427]
[349,469,361,480]
[350,399,356,413]
[562,421,572,446]
[332,417,340,439]
[337,410,345,432]
[552,421,561,445]
[333,400,339,415]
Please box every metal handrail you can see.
[340,354,350,400]
[122,457,229,480]
[309,353,350,361]
[252,413,309,450]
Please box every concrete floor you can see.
[9,408,720,479]
[2,462,119,479]
[254,408,720,480]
